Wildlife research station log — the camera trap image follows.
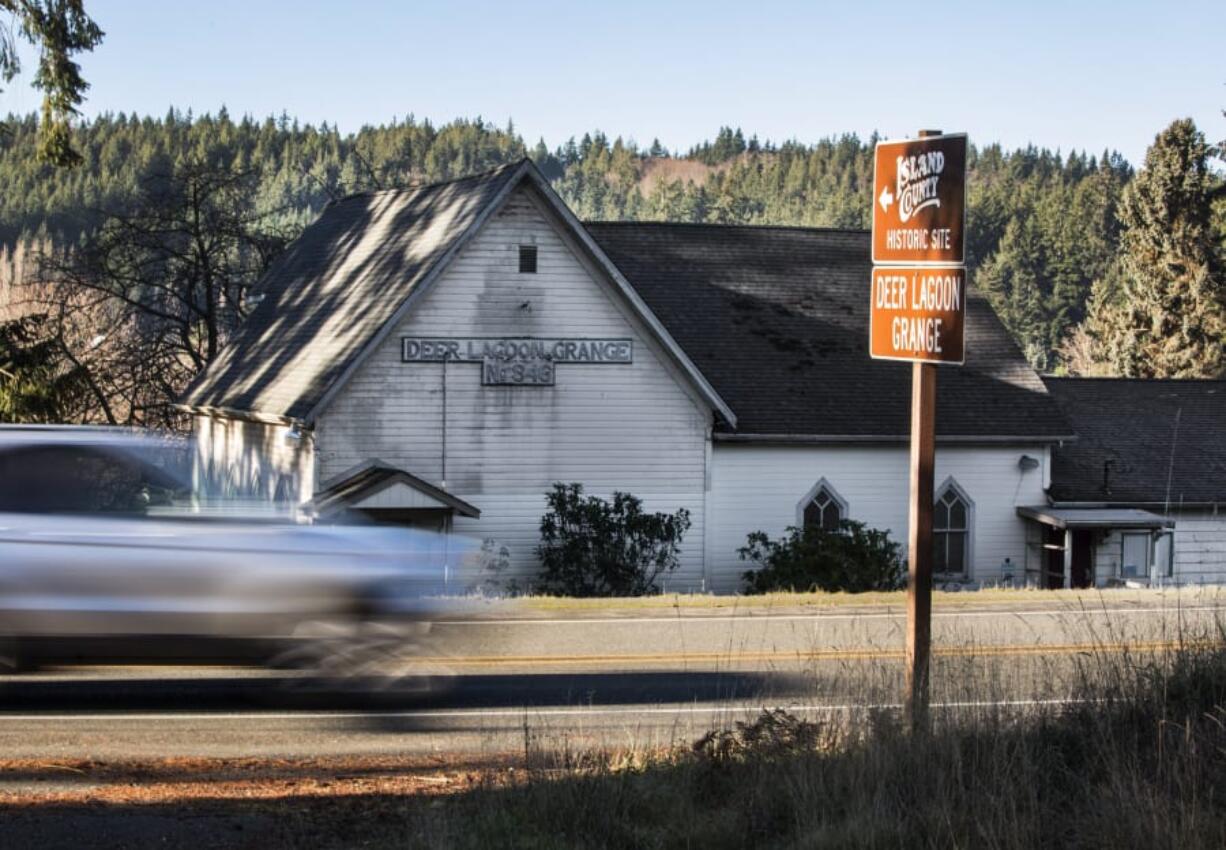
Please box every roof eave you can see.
[1048,497,1226,510]
[174,403,306,428]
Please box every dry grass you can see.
[402,627,1226,849]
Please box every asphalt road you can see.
[1,589,1223,760]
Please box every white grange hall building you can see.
[181,160,1226,592]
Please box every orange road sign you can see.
[869,265,966,364]
[872,133,967,265]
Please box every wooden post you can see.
[904,128,942,733]
[905,361,936,731]
[1062,528,1073,589]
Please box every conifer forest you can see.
[0,111,1222,424]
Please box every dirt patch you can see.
[638,157,719,194]
[0,754,510,805]
[0,754,527,849]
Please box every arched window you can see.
[797,479,847,532]
[934,478,973,578]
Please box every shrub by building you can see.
[535,483,691,597]
[740,520,904,593]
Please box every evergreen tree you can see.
[978,215,1049,368]
[1078,119,1225,377]
[530,138,562,181]
[0,1,103,165]
[0,313,90,421]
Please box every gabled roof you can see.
[312,459,480,518]
[182,160,732,426]
[586,223,1071,441]
[183,162,525,421]
[1043,377,1226,505]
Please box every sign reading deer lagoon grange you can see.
[869,267,966,364]
[869,132,968,366]
[401,337,633,386]
[872,133,967,266]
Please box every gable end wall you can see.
[314,185,713,589]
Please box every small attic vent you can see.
[518,244,538,273]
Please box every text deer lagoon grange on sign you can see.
[401,337,634,364]
[870,267,966,362]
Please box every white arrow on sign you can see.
[878,185,894,213]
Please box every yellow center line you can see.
[421,639,1222,667]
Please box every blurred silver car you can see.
[0,426,476,676]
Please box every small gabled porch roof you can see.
[311,459,480,519]
[1016,505,1174,530]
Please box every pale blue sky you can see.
[2,0,1222,164]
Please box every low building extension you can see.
[1016,378,1226,588]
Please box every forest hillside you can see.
[0,112,1220,397]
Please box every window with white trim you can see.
[933,480,972,577]
[798,479,847,532]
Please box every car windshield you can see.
[0,441,191,515]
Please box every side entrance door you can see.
[1070,529,1093,589]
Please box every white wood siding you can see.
[314,186,712,588]
[1094,510,1226,586]
[708,443,1051,592]
[1173,511,1226,583]
[191,413,315,504]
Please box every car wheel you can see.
[0,637,27,674]
[268,619,448,692]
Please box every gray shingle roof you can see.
[586,222,1071,440]
[182,161,527,420]
[1043,377,1226,505]
[183,161,1070,443]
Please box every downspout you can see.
[702,422,714,593]
[441,355,448,489]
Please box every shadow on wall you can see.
[196,415,309,504]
